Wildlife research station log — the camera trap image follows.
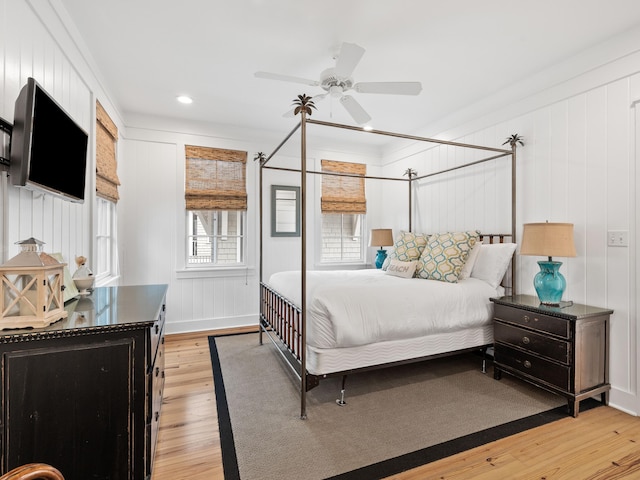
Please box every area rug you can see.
[209,333,596,480]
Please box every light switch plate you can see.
[608,230,629,247]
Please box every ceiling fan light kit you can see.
[255,42,422,125]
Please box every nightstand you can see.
[491,294,612,417]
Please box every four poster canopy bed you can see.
[258,96,519,419]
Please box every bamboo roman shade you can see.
[185,145,247,210]
[95,100,120,202]
[321,159,366,214]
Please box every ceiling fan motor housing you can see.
[320,68,353,95]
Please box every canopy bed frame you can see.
[258,96,519,419]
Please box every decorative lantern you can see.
[0,238,68,329]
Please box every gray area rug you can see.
[210,333,570,480]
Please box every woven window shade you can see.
[95,100,120,203]
[321,159,366,214]
[185,145,247,210]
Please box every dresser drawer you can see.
[494,322,570,364]
[495,344,570,391]
[494,304,569,338]
[149,335,165,465]
[149,303,166,370]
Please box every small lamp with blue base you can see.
[369,229,394,269]
[520,222,577,306]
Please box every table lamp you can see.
[520,222,576,306]
[370,229,394,269]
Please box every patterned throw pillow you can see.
[416,231,480,283]
[382,231,430,270]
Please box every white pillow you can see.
[385,259,418,279]
[458,241,482,280]
[470,243,517,288]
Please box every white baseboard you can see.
[164,313,258,335]
[608,387,639,416]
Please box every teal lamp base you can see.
[533,260,566,306]
[375,249,387,269]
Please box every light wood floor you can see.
[151,329,640,480]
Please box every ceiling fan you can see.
[255,42,422,125]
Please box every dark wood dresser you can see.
[491,294,612,417]
[0,284,167,480]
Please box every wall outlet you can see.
[607,230,629,247]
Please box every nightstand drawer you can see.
[494,322,570,364]
[495,344,570,391]
[494,304,569,338]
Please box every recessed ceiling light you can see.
[176,95,193,104]
[363,125,373,131]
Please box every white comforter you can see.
[267,270,502,349]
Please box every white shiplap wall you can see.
[381,48,640,414]
[117,130,262,333]
[0,0,93,268]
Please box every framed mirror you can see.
[271,185,300,237]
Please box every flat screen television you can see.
[10,77,88,203]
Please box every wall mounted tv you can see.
[10,77,88,203]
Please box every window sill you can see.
[176,265,256,279]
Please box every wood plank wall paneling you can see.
[0,0,92,267]
[381,77,637,413]
[118,140,175,286]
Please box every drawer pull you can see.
[155,367,159,377]
[155,324,159,334]
[523,360,532,368]
[522,336,530,345]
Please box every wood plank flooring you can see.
[151,329,640,480]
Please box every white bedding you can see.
[267,270,503,349]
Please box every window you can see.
[95,197,117,280]
[320,159,366,263]
[184,145,247,267]
[187,210,245,265]
[95,100,119,280]
[321,213,364,262]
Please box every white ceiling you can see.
[58,0,640,141]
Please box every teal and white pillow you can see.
[382,231,430,270]
[416,231,479,283]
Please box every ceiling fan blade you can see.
[354,81,423,95]
[334,43,365,78]
[255,71,319,86]
[283,93,328,117]
[311,93,328,104]
[340,95,371,125]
